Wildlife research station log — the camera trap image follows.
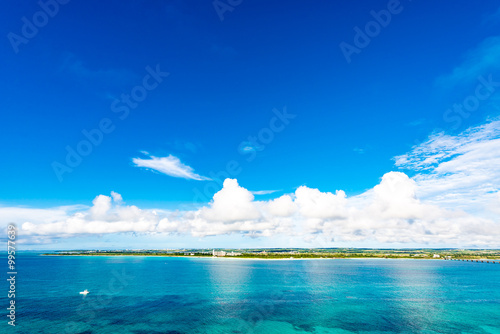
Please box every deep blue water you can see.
[1,253,499,333]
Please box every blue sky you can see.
[1,0,500,249]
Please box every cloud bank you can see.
[3,120,500,248]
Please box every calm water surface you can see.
[2,253,499,333]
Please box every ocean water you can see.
[2,253,500,334]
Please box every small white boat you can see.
[79,289,89,295]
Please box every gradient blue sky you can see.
[2,1,500,249]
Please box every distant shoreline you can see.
[42,254,438,260]
[39,248,500,261]
[41,254,500,262]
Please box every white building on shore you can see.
[212,250,242,257]
[213,250,226,257]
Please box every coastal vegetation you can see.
[43,248,500,260]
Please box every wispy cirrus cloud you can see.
[353,148,365,154]
[395,118,500,216]
[59,53,137,87]
[482,7,500,27]
[406,118,426,127]
[436,36,500,88]
[132,153,211,181]
[251,190,280,195]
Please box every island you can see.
[42,248,500,260]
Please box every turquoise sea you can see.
[2,253,500,334]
